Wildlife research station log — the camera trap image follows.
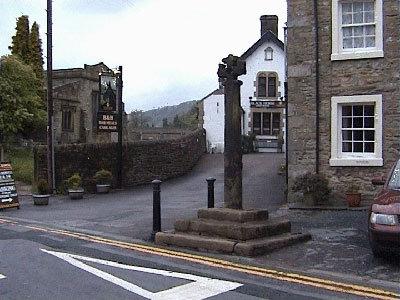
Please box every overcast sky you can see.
[1,0,287,112]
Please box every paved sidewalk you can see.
[2,153,399,292]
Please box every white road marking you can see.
[0,273,5,280]
[41,249,242,300]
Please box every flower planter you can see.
[346,193,361,207]
[33,194,49,206]
[96,184,111,194]
[303,192,316,206]
[68,188,84,200]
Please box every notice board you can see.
[0,162,20,210]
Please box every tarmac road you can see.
[1,153,399,296]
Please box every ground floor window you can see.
[62,106,75,131]
[330,95,382,166]
[252,112,280,136]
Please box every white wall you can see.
[203,93,225,153]
[239,41,286,135]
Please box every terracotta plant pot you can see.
[33,194,49,205]
[346,193,361,207]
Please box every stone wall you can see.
[287,0,400,203]
[35,129,206,191]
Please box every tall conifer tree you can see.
[8,15,30,64]
[29,22,44,83]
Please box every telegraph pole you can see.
[117,66,123,188]
[46,0,54,193]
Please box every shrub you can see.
[292,172,330,201]
[36,178,48,195]
[93,169,112,185]
[65,173,82,190]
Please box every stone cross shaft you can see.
[218,54,246,209]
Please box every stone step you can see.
[174,218,291,241]
[155,231,311,256]
[197,208,269,223]
[234,233,311,256]
[155,232,236,254]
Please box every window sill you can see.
[331,50,384,61]
[329,157,383,167]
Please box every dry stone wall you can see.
[35,129,206,192]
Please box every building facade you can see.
[287,0,400,203]
[47,63,124,144]
[202,15,286,153]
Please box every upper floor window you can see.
[331,0,383,61]
[265,47,273,60]
[257,73,277,98]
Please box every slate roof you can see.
[241,30,284,60]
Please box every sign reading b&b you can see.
[97,112,121,132]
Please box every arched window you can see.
[265,47,273,60]
[257,73,277,98]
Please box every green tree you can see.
[0,55,46,138]
[162,117,168,128]
[8,15,30,64]
[29,22,44,84]
[129,109,151,128]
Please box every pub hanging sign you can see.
[99,73,117,112]
[97,112,121,132]
[0,162,20,210]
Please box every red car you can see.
[369,158,400,257]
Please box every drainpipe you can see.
[313,0,320,174]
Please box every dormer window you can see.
[265,47,273,60]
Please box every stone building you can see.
[201,15,286,153]
[287,0,400,203]
[46,62,125,144]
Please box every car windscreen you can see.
[387,159,400,190]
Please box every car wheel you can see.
[371,246,383,258]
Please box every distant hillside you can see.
[142,100,198,127]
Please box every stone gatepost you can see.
[217,54,246,209]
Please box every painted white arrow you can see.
[0,273,5,280]
[41,249,242,300]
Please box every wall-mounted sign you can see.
[0,162,19,210]
[99,74,117,112]
[97,112,121,132]
[250,101,285,108]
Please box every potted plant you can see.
[93,169,112,193]
[66,173,84,199]
[292,172,330,206]
[346,182,361,207]
[32,178,50,205]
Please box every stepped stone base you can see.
[155,208,311,256]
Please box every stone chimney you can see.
[260,15,278,37]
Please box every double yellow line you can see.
[1,218,398,300]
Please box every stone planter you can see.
[68,188,84,200]
[303,192,315,206]
[33,194,49,206]
[346,193,361,207]
[96,184,111,194]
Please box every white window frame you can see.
[265,47,273,61]
[330,94,383,166]
[331,0,384,61]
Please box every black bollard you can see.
[206,177,216,208]
[151,179,162,241]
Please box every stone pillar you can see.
[217,55,246,209]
